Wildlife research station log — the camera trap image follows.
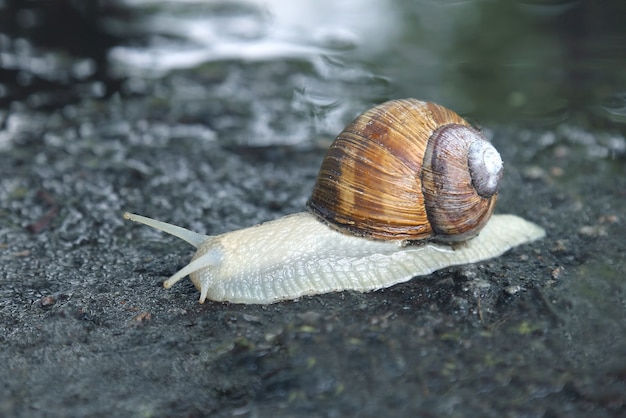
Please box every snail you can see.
[124,99,545,304]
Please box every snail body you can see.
[124,99,545,304]
[124,212,543,304]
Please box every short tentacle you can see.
[163,248,221,289]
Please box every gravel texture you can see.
[1,1,626,416]
[1,91,625,417]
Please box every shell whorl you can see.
[421,124,500,242]
[307,98,502,243]
[468,139,503,198]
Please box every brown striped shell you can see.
[306,99,503,243]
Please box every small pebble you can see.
[39,296,56,308]
[131,312,152,324]
[599,215,619,224]
[579,225,607,237]
[523,165,546,180]
[551,266,564,280]
[552,240,568,252]
[550,167,564,177]
[504,285,522,295]
[242,313,261,323]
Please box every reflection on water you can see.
[109,0,399,73]
[104,0,401,144]
[1,0,626,133]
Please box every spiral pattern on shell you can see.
[307,98,502,243]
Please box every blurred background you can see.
[2,0,626,147]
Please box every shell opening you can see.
[468,140,503,198]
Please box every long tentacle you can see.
[123,212,210,248]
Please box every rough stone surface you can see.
[2,92,625,417]
[1,2,626,417]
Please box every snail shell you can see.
[123,99,544,304]
[308,99,502,242]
